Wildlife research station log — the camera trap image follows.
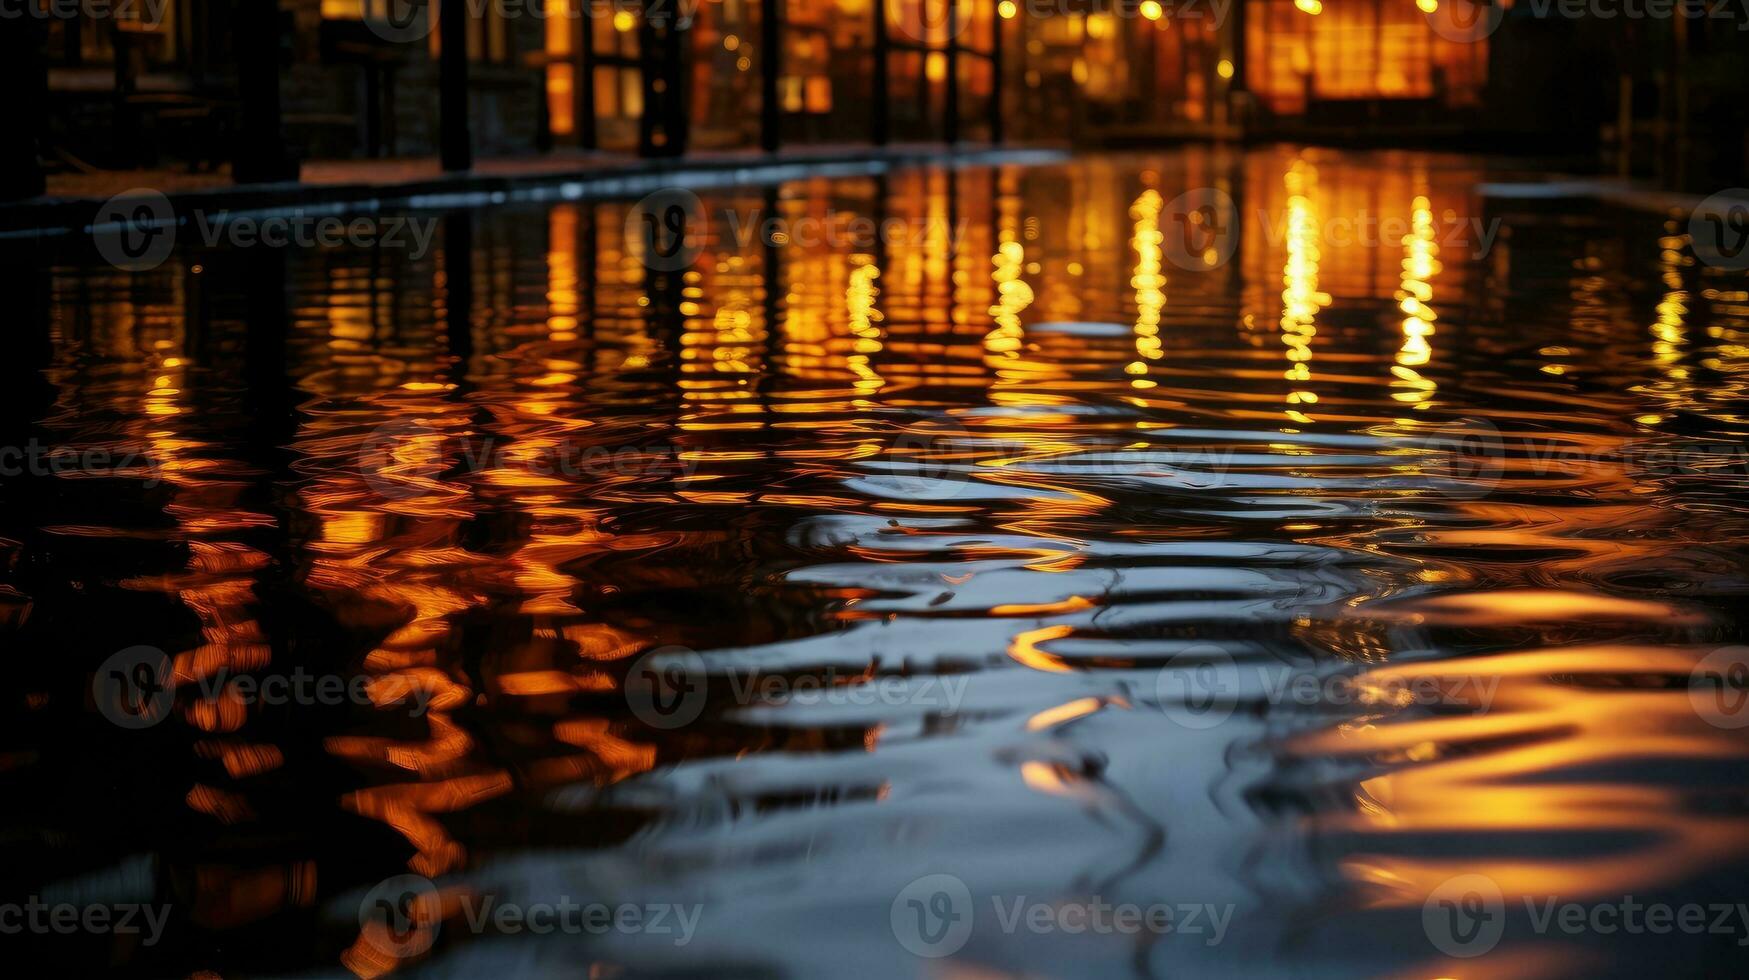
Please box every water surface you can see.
[4,147,1749,978]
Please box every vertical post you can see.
[233,0,299,183]
[0,4,47,200]
[1227,0,1246,132]
[871,0,889,145]
[241,247,295,471]
[444,211,475,378]
[639,1,687,156]
[761,0,782,152]
[989,0,1003,144]
[1617,73,1633,177]
[944,0,959,144]
[579,11,598,151]
[440,0,474,171]
[1672,14,1688,189]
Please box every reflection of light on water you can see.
[846,257,885,394]
[1280,161,1328,425]
[1392,194,1441,408]
[987,239,1032,359]
[32,148,1749,978]
[546,206,580,342]
[1127,188,1165,389]
[1637,219,1691,424]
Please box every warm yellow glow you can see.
[1140,0,1163,18]
[925,52,948,83]
[1393,193,1441,405]
[612,10,635,31]
[998,0,1017,17]
[1128,189,1166,388]
[723,33,739,50]
[1417,0,1438,10]
[1279,160,1328,425]
[845,259,885,394]
[1216,58,1235,80]
[1026,697,1103,731]
[1294,0,1322,12]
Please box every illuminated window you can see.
[1245,0,1486,114]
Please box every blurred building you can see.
[9,0,1748,190]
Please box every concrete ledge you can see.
[1,144,1072,239]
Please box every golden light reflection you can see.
[1127,188,1166,390]
[1279,159,1328,426]
[30,147,1749,979]
[1391,192,1441,408]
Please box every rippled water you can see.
[5,148,1749,978]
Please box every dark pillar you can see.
[871,0,889,145]
[943,0,959,145]
[761,0,782,152]
[444,211,475,379]
[233,0,299,183]
[0,3,47,200]
[440,0,474,171]
[639,2,688,157]
[989,1,1003,144]
[579,13,598,151]
[1228,0,1246,97]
